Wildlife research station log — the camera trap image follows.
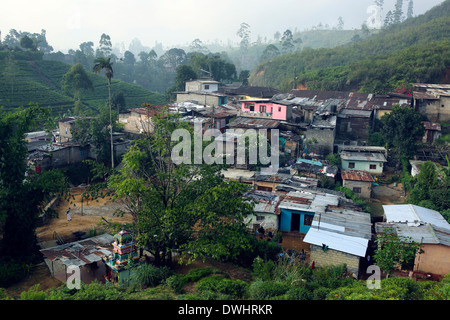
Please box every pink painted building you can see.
[240,99,291,121]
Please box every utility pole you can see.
[293,66,297,90]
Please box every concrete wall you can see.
[241,102,288,121]
[414,243,450,275]
[245,213,278,233]
[416,96,450,122]
[304,127,335,157]
[309,244,362,278]
[341,160,384,175]
[342,179,372,199]
[176,92,221,107]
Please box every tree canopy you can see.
[106,110,256,266]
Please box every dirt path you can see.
[36,193,133,243]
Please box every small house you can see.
[277,190,340,234]
[340,150,386,175]
[412,83,450,122]
[376,204,450,276]
[244,190,282,233]
[341,169,375,200]
[304,208,372,278]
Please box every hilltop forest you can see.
[2,1,449,115]
[249,0,450,92]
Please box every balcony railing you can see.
[238,110,273,119]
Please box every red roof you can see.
[341,170,375,182]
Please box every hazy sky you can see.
[0,0,445,53]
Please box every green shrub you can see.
[286,286,312,300]
[19,284,48,300]
[132,263,174,289]
[248,280,290,300]
[195,275,249,300]
[252,257,276,281]
[0,258,28,287]
[166,274,189,294]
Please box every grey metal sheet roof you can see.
[340,151,386,162]
[383,204,450,229]
[40,234,114,267]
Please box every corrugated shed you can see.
[40,234,114,267]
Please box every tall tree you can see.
[93,57,115,168]
[62,63,94,115]
[97,33,112,57]
[406,0,414,19]
[380,105,424,159]
[280,29,294,54]
[107,111,255,266]
[0,106,68,259]
[393,0,404,24]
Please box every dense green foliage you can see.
[6,258,449,300]
[0,106,69,286]
[0,50,166,115]
[404,159,450,218]
[249,0,450,92]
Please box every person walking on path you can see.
[67,207,72,221]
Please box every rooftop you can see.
[40,234,114,268]
[382,204,450,229]
[341,169,375,182]
[227,117,281,129]
[340,151,387,162]
[304,208,372,257]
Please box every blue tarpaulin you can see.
[296,158,323,166]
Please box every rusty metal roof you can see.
[40,234,114,267]
[423,121,442,131]
[412,83,450,99]
[341,169,375,182]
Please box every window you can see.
[204,85,210,90]
[304,214,314,226]
[353,187,361,193]
[348,162,355,169]
[369,164,377,170]
[260,105,266,113]
[278,107,282,112]
[256,216,265,221]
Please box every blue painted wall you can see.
[280,209,315,233]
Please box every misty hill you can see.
[0,50,166,115]
[249,0,450,93]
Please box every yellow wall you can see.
[414,244,450,275]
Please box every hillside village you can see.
[1,1,450,303]
[23,78,450,290]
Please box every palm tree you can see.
[93,57,115,168]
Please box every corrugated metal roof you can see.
[304,228,369,257]
[341,169,375,182]
[423,121,441,131]
[340,151,386,162]
[227,117,281,129]
[40,234,114,267]
[383,204,450,229]
[278,190,340,213]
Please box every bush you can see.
[286,286,312,300]
[195,275,249,300]
[252,257,276,281]
[19,284,48,300]
[166,274,188,294]
[0,258,28,287]
[132,263,174,289]
[248,280,290,300]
